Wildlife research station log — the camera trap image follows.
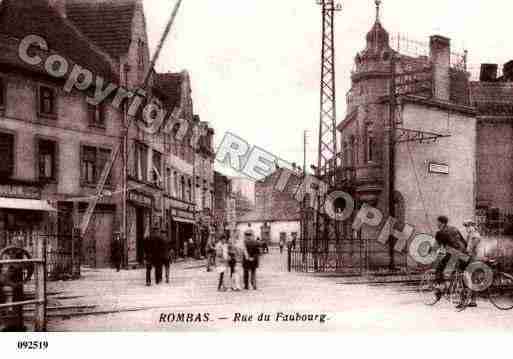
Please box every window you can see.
[81,146,96,184]
[135,143,148,181]
[0,132,14,176]
[365,125,375,163]
[0,77,5,108]
[38,139,57,181]
[98,148,112,185]
[81,146,112,185]
[180,176,185,200]
[152,150,162,186]
[343,141,350,167]
[88,104,105,127]
[350,136,358,166]
[173,171,178,198]
[39,86,56,116]
[187,179,192,202]
[166,168,171,195]
[137,39,145,69]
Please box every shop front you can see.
[127,190,153,266]
[168,198,196,258]
[0,181,56,256]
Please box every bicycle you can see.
[418,267,470,311]
[485,259,513,310]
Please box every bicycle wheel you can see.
[488,272,513,310]
[418,271,440,305]
[449,274,470,311]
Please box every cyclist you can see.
[434,215,468,305]
[463,219,483,308]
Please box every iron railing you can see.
[288,239,408,275]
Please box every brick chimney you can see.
[503,61,513,82]
[480,64,498,82]
[430,35,451,101]
[48,0,66,18]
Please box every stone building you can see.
[213,171,236,236]
[0,0,215,269]
[0,0,122,271]
[470,63,513,234]
[336,4,478,268]
[236,170,301,245]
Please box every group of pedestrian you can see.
[144,226,173,286]
[215,226,261,292]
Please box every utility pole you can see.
[385,51,397,270]
[316,0,341,182]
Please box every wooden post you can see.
[34,235,46,332]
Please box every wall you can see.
[395,103,476,239]
[0,72,123,197]
[476,120,513,211]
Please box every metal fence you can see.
[0,230,80,280]
[288,239,408,275]
[0,235,47,331]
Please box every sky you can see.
[142,0,513,178]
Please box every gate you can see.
[288,238,408,275]
[1,230,80,280]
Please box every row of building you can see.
[0,0,215,271]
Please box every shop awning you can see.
[0,198,57,212]
[173,216,196,224]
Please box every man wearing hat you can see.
[150,226,165,285]
[463,219,483,307]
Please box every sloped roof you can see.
[237,205,300,223]
[66,0,136,59]
[0,0,116,80]
[154,72,183,111]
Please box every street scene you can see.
[1,0,513,334]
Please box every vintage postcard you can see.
[1,0,513,344]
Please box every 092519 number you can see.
[17,341,48,350]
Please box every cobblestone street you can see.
[46,248,513,332]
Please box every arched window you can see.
[365,124,375,163]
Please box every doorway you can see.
[136,207,145,264]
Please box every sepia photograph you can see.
[1,0,513,344]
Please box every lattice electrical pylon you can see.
[316,0,341,184]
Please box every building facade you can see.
[0,0,123,272]
[335,6,478,269]
[236,170,301,245]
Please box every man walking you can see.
[151,226,165,285]
[111,233,122,272]
[160,229,173,284]
[243,232,260,290]
[216,236,229,291]
[144,233,156,286]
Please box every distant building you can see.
[236,170,301,244]
[213,171,234,236]
[470,62,513,234]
